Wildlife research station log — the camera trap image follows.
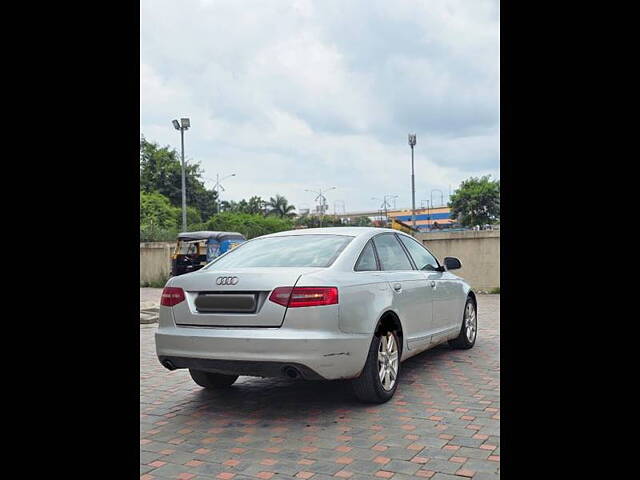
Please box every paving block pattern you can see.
[141,294,500,479]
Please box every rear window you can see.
[204,235,353,269]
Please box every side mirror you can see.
[444,257,462,270]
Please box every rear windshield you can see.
[204,235,353,269]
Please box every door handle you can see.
[430,281,436,288]
[393,283,402,292]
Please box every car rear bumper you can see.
[155,326,371,380]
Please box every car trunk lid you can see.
[169,267,322,327]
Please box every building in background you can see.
[388,206,458,232]
[337,206,460,232]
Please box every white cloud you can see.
[141,0,499,212]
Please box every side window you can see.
[354,241,378,271]
[398,235,440,271]
[373,234,413,271]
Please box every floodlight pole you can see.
[173,117,190,232]
[180,128,186,231]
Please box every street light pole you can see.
[383,195,398,227]
[408,134,417,229]
[173,118,191,232]
[305,187,336,228]
[180,128,186,231]
[212,173,236,214]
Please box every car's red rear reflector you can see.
[269,286,338,308]
[269,287,293,307]
[160,287,186,307]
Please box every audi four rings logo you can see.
[216,276,239,285]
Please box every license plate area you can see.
[194,292,258,313]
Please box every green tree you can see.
[140,191,180,229]
[196,212,293,239]
[220,196,268,215]
[246,196,267,215]
[186,206,201,226]
[353,216,373,226]
[140,137,219,219]
[266,194,296,218]
[448,175,500,227]
[294,214,344,228]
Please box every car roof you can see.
[263,227,403,238]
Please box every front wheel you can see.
[189,369,238,388]
[449,296,477,349]
[351,330,400,403]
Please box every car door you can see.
[372,233,434,353]
[397,234,452,340]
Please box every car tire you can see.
[449,296,477,349]
[189,369,238,388]
[351,330,400,404]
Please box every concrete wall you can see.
[416,230,500,291]
[140,242,174,286]
[139,231,500,290]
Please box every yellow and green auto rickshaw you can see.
[171,231,246,277]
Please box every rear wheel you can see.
[189,369,238,388]
[351,330,400,403]
[449,296,477,349]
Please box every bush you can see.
[140,191,180,229]
[140,224,179,243]
[203,212,294,239]
[140,212,294,242]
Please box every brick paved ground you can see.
[141,294,500,480]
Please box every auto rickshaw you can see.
[171,231,246,277]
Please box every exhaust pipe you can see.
[162,360,176,371]
[283,366,300,379]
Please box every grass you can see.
[488,287,500,294]
[140,276,169,288]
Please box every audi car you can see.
[156,227,477,403]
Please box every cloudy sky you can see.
[141,0,499,214]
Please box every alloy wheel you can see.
[377,332,399,391]
[465,302,477,343]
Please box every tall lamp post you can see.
[408,133,417,229]
[305,186,336,227]
[172,118,190,231]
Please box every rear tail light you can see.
[160,287,186,307]
[269,286,338,308]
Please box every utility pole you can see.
[212,173,236,214]
[180,128,186,230]
[383,195,398,227]
[172,118,190,232]
[408,134,417,229]
[372,197,392,227]
[305,186,336,228]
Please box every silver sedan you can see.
[156,227,477,403]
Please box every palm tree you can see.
[267,195,296,218]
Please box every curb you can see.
[140,306,159,324]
